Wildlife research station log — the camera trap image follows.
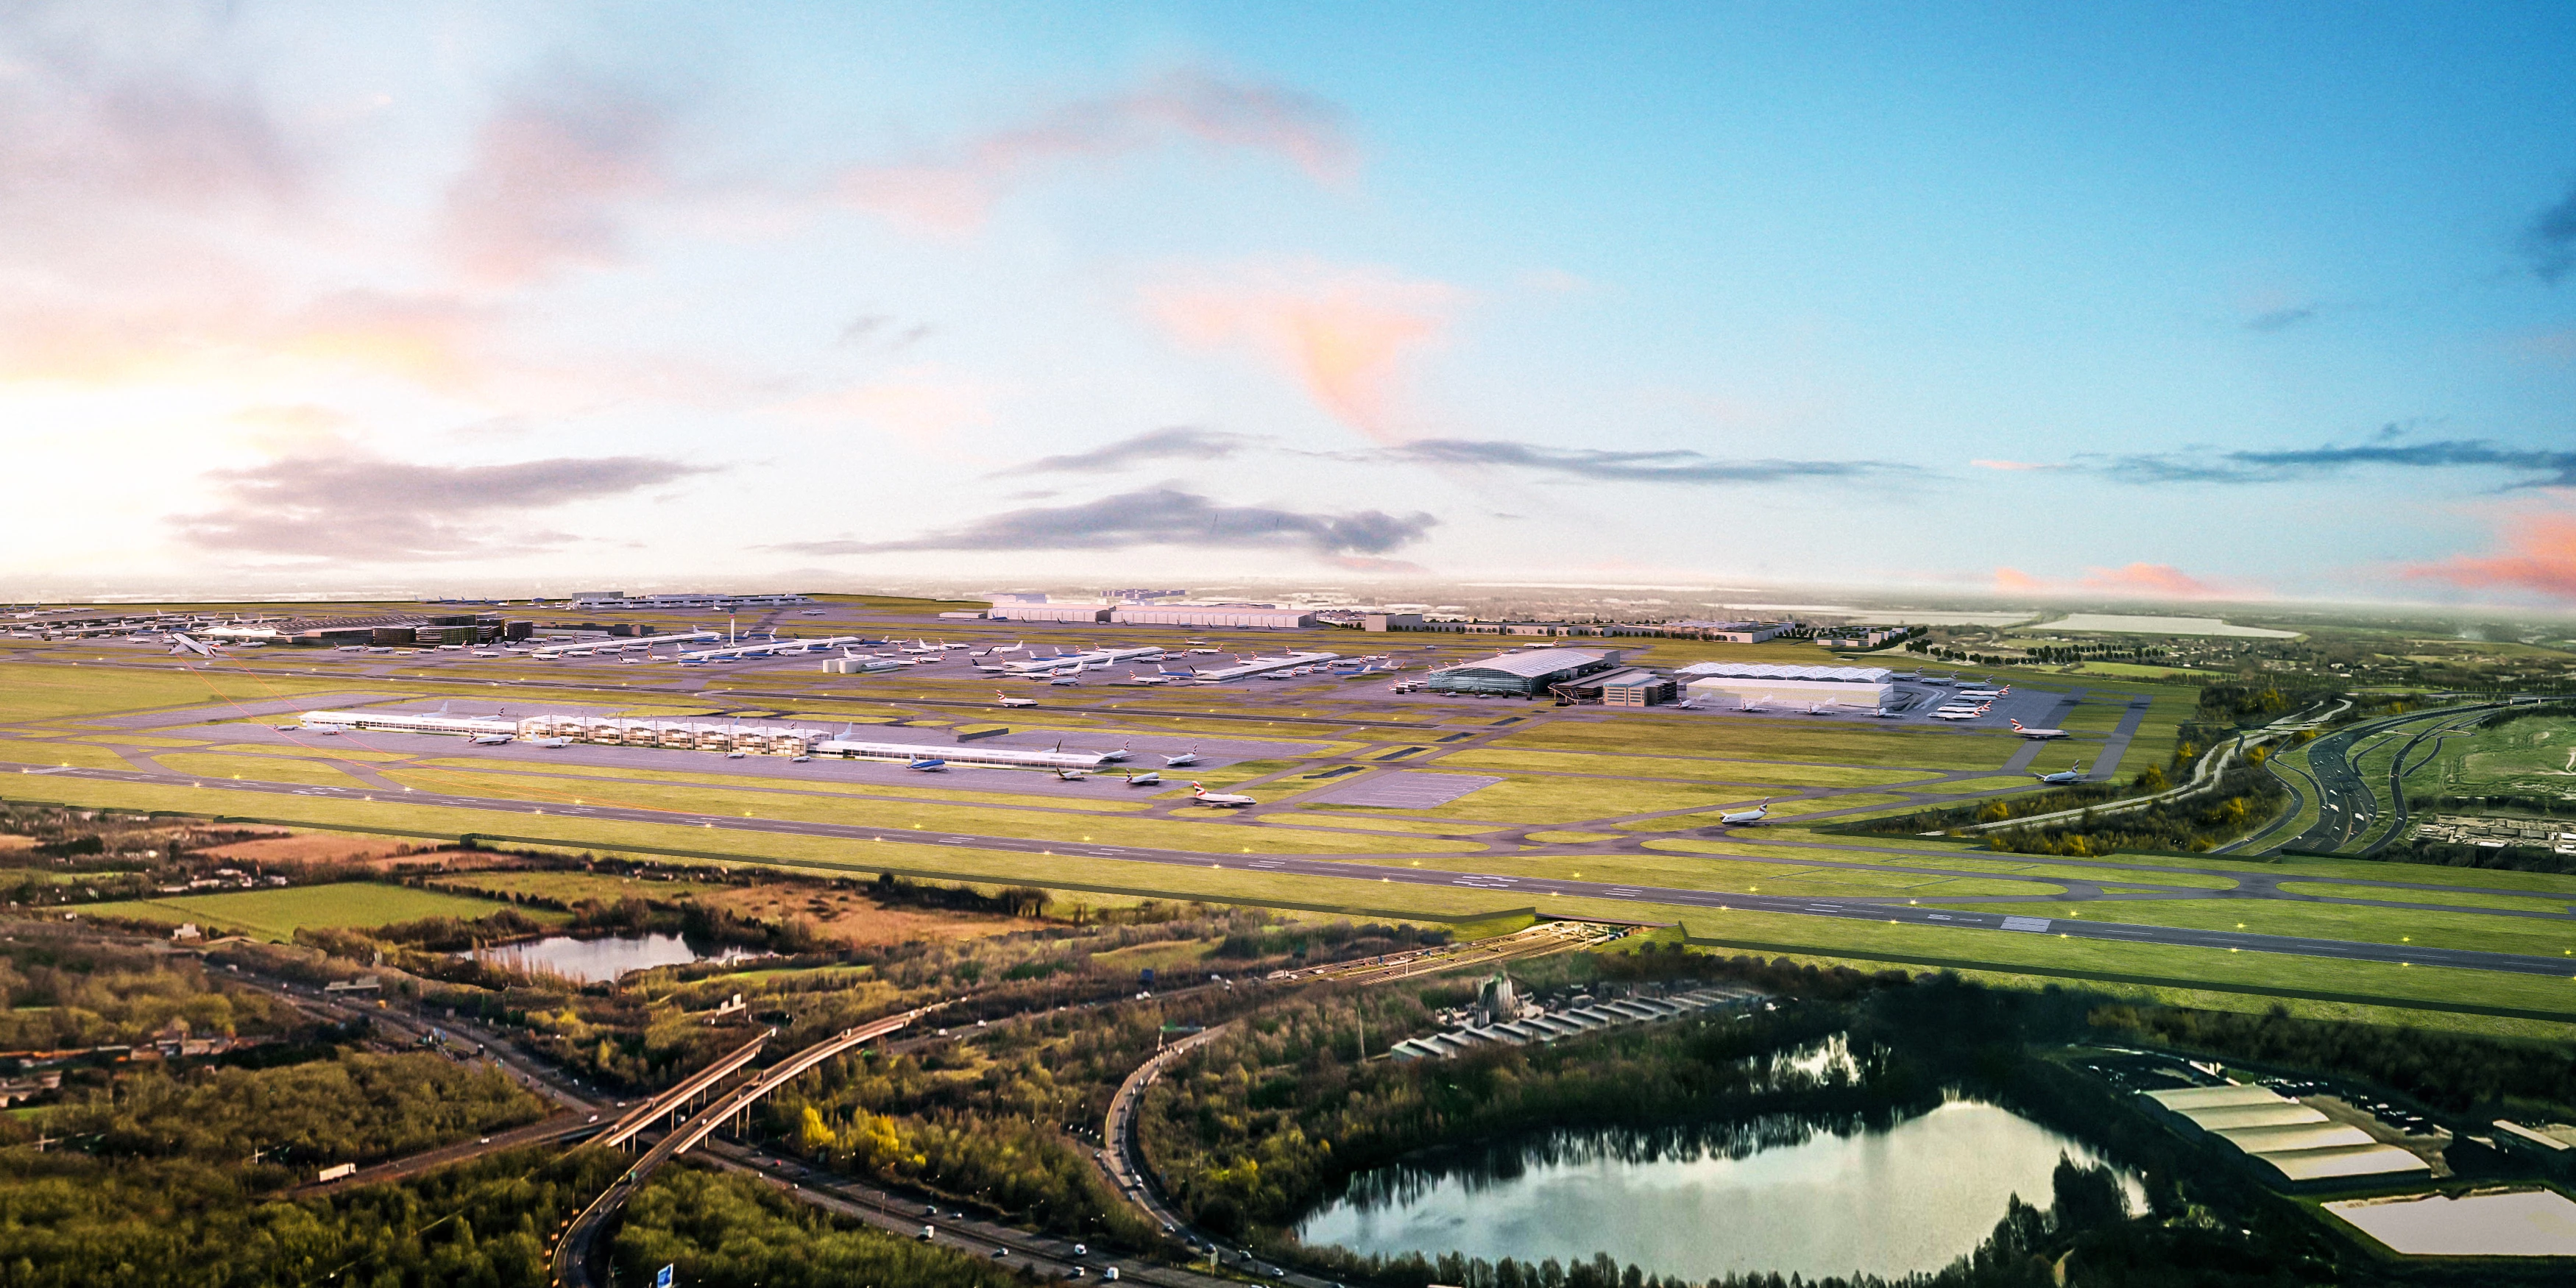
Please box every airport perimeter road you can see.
[2276,702,2502,854]
[35,762,2576,983]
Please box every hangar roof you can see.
[1677,662,1893,682]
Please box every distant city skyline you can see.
[4,3,2574,606]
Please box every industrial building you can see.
[1427,648,1620,697]
[1554,667,1677,706]
[1108,604,1318,629]
[1663,620,1792,643]
[2140,1085,2431,1189]
[1676,662,1894,709]
[986,602,1116,623]
[208,612,529,648]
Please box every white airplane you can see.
[1958,686,2009,699]
[2009,718,2070,740]
[995,693,1037,708]
[1099,742,1131,762]
[1124,672,1170,686]
[1164,747,1202,767]
[2033,762,2087,785]
[1189,782,1255,807]
[1048,676,1082,686]
[1716,799,1771,826]
[907,756,948,771]
[1803,702,1833,716]
[167,633,219,658]
[1056,767,1091,781]
[534,737,571,749]
[993,641,1024,654]
[470,649,500,657]
[469,734,512,746]
[1929,707,1984,721]
[1126,770,1161,787]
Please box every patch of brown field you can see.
[194,832,448,868]
[0,835,35,853]
[698,882,1022,947]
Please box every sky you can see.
[5,1,2576,606]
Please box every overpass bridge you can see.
[551,1007,932,1287]
[595,1030,771,1149]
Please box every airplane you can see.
[468,734,512,746]
[1715,799,1771,826]
[1125,770,1162,787]
[1164,747,1202,767]
[167,633,219,658]
[907,756,948,771]
[1928,708,1984,721]
[1048,676,1082,686]
[1958,686,2009,700]
[995,693,1037,708]
[992,641,1024,654]
[1124,672,1170,686]
[1870,707,1900,718]
[534,737,571,749]
[2032,762,2087,785]
[1802,702,1833,716]
[1189,782,1255,807]
[470,649,500,658]
[1099,742,1131,762]
[2009,718,2070,740]
[1056,768,1091,781]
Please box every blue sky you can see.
[4,1,2573,604]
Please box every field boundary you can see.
[1673,932,2576,1024]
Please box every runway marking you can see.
[2000,916,2053,933]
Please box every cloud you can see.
[171,451,711,562]
[1970,459,2066,472]
[1994,562,2260,601]
[1390,438,1914,484]
[838,68,1355,233]
[2525,178,2576,284]
[2087,433,2576,489]
[439,80,670,286]
[2245,306,2318,332]
[989,427,1255,476]
[2401,500,2576,599]
[1145,263,1457,442]
[777,487,1434,557]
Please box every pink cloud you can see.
[1144,263,1458,442]
[836,68,1356,234]
[2400,500,2576,600]
[1993,562,2261,600]
[1971,459,2064,471]
[439,82,669,286]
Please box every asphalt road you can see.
[50,762,2576,982]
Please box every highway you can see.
[41,762,2576,983]
[2274,701,2504,854]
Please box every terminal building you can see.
[1676,662,1894,709]
[298,710,1114,770]
[563,592,813,611]
[986,602,1117,623]
[1108,604,1317,629]
[1426,648,1621,697]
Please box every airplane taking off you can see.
[1716,799,1771,825]
[907,756,948,771]
[1189,782,1255,807]
[995,693,1037,708]
[2009,718,2070,740]
[2032,762,2087,785]
[1164,748,1201,766]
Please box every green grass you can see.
[435,871,734,904]
[1490,717,2013,770]
[0,743,137,771]
[1259,813,1502,837]
[409,756,1158,813]
[1343,774,1747,824]
[155,752,378,789]
[2410,713,2576,799]
[1430,748,1940,788]
[1342,849,2064,899]
[2276,880,2576,913]
[1639,840,2247,890]
[1918,894,2576,960]
[0,660,389,724]
[1615,793,1917,830]
[85,882,553,941]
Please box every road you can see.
[2274,702,2504,854]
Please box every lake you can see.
[1295,1100,2136,1282]
[467,933,767,983]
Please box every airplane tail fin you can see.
[2010,718,2025,730]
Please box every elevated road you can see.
[595,1030,770,1148]
[551,1008,930,1287]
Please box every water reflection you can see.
[466,933,766,983]
[1297,1100,2135,1283]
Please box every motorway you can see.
[38,762,2576,984]
[2273,701,2505,854]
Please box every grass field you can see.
[1432,747,1942,788]
[1489,717,2014,770]
[86,882,552,941]
[2410,714,2576,799]
[155,752,378,789]
[0,743,138,771]
[0,661,374,724]
[436,870,734,904]
[1918,893,2576,959]
[2276,880,2576,913]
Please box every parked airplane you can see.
[1164,748,1202,767]
[1716,799,1771,826]
[1048,676,1082,686]
[469,734,512,746]
[1124,672,1170,686]
[1958,686,2009,700]
[1189,782,1256,807]
[992,641,1024,654]
[166,633,219,658]
[1803,702,1833,716]
[2032,762,2087,785]
[1056,768,1091,781]
[1099,742,1132,762]
[1125,770,1161,787]
[995,693,1037,708]
[1929,708,1984,721]
[2009,718,2070,740]
[907,756,948,771]
[534,737,570,749]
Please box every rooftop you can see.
[1437,648,1616,679]
[1677,662,1894,682]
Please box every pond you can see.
[465,933,768,983]
[1295,1100,2137,1283]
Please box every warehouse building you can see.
[1554,667,1677,706]
[2140,1085,2430,1189]
[1677,662,1894,709]
[987,602,1116,623]
[1428,648,1621,697]
[1108,604,1317,629]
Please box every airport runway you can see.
[31,762,2576,982]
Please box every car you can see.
[1066,1269,1086,1280]
[991,1248,1009,1259]
[1072,1245,1088,1256]
[920,1226,936,1241]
